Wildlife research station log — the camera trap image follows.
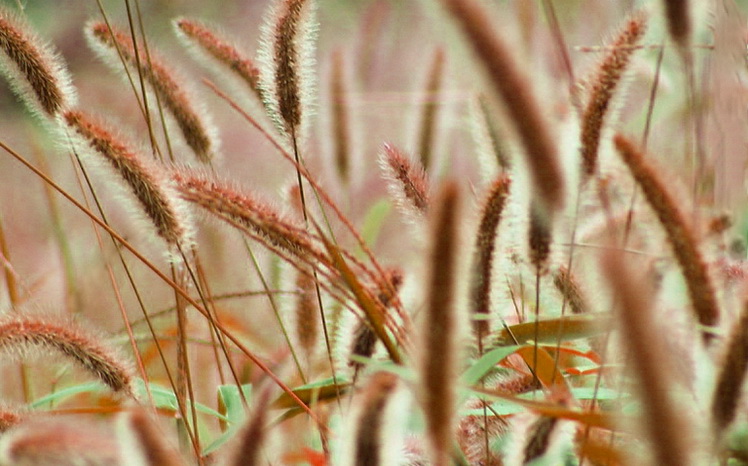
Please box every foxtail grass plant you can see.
[0,1,747,465]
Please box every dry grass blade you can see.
[442,0,564,212]
[614,134,719,335]
[316,230,402,364]
[0,7,75,117]
[0,316,133,394]
[87,21,218,163]
[494,315,608,346]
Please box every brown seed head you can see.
[87,21,217,163]
[354,372,398,466]
[580,11,647,178]
[614,134,719,334]
[442,0,564,212]
[174,18,262,99]
[712,301,748,434]
[0,9,75,116]
[64,110,190,249]
[421,181,461,466]
[469,175,511,338]
[0,316,134,394]
[379,143,430,216]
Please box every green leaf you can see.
[135,379,229,422]
[30,381,107,409]
[357,199,391,257]
[218,384,252,424]
[462,345,522,386]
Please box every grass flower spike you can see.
[0,7,76,117]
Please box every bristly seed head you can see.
[580,10,647,178]
[86,21,218,163]
[174,18,263,100]
[614,134,719,337]
[0,8,76,117]
[421,181,461,466]
[470,174,511,339]
[63,110,192,251]
[258,0,318,144]
[379,143,430,219]
[0,315,134,395]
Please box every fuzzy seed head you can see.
[580,11,647,178]
[86,21,219,163]
[63,110,192,250]
[0,8,76,117]
[0,315,134,394]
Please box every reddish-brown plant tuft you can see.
[603,250,692,466]
[442,0,564,212]
[228,387,272,466]
[0,316,133,394]
[662,0,691,50]
[420,181,461,466]
[87,21,218,163]
[580,11,647,178]
[469,174,511,340]
[614,134,719,335]
[553,266,589,315]
[126,410,184,466]
[523,416,559,464]
[0,8,75,117]
[379,143,430,217]
[712,301,748,435]
[354,372,399,465]
[294,268,319,355]
[171,169,326,263]
[174,18,263,99]
[63,110,191,250]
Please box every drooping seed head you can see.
[173,18,262,100]
[614,134,719,337]
[0,8,76,117]
[86,21,219,163]
[442,0,565,213]
[63,110,193,254]
[0,315,134,395]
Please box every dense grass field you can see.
[0,0,747,464]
